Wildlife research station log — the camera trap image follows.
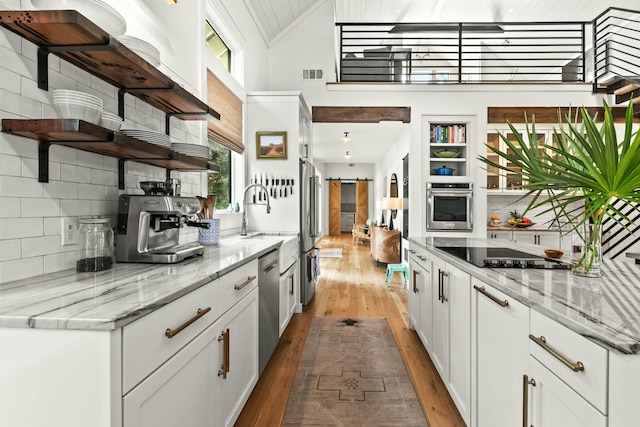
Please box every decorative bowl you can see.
[433,166,455,175]
[544,249,564,259]
[100,111,123,131]
[434,150,461,158]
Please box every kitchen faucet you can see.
[241,183,271,236]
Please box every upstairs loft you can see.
[335,6,640,103]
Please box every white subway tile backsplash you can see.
[0,176,42,197]
[43,251,75,275]
[76,150,104,170]
[20,75,51,104]
[0,239,20,262]
[43,217,60,236]
[0,257,43,283]
[0,133,38,158]
[89,75,117,99]
[0,218,43,239]
[22,157,60,181]
[77,183,105,200]
[0,24,21,51]
[49,145,77,165]
[60,164,91,183]
[103,157,119,172]
[59,61,90,87]
[0,87,43,118]
[126,161,148,176]
[22,198,60,218]
[46,68,77,93]
[43,180,77,199]
[134,98,153,116]
[90,200,118,217]
[22,235,61,258]
[0,197,20,218]
[91,169,116,186]
[104,186,120,201]
[0,44,35,78]
[61,199,92,216]
[0,153,21,176]
[0,67,20,94]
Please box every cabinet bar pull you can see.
[522,374,536,427]
[412,270,419,293]
[529,334,585,372]
[438,270,442,302]
[234,275,257,290]
[473,285,509,307]
[289,274,294,295]
[441,271,448,303]
[217,328,230,379]
[165,306,211,338]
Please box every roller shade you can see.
[207,70,244,153]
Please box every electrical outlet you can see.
[61,217,77,246]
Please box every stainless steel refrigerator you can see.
[299,157,320,309]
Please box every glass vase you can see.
[570,222,603,278]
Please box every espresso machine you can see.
[116,194,209,263]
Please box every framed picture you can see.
[256,131,287,159]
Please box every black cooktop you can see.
[436,246,570,269]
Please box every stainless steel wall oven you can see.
[426,183,473,231]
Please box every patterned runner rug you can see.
[282,317,429,426]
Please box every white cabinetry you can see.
[124,261,259,427]
[279,260,299,337]
[430,256,472,425]
[513,230,561,248]
[123,289,258,427]
[526,357,606,427]
[408,247,433,351]
[472,277,530,427]
[487,230,511,240]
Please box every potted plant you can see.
[480,100,640,277]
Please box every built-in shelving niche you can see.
[0,9,221,189]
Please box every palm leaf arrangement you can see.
[480,100,640,276]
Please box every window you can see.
[208,142,231,209]
[206,20,231,72]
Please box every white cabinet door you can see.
[409,251,432,351]
[537,231,561,248]
[214,287,259,427]
[432,257,471,425]
[527,357,606,427]
[487,230,512,240]
[123,323,218,427]
[473,278,529,427]
[279,260,298,337]
[408,258,421,331]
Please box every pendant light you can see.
[341,131,351,143]
[344,150,351,159]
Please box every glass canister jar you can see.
[76,218,114,272]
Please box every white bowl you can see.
[117,35,161,67]
[30,0,126,36]
[52,89,103,107]
[53,102,102,124]
[100,112,123,131]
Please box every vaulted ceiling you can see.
[244,0,640,163]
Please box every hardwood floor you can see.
[235,234,466,427]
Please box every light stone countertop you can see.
[409,236,640,355]
[0,234,291,331]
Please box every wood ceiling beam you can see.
[488,106,639,124]
[312,106,411,123]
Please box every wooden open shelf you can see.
[1,119,220,189]
[0,9,220,123]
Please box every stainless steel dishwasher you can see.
[258,249,280,375]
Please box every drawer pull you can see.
[217,328,230,379]
[529,334,585,372]
[412,270,419,293]
[289,274,294,295]
[418,255,427,261]
[165,306,211,338]
[522,374,536,427]
[234,275,257,291]
[474,285,509,307]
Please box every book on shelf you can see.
[430,123,467,144]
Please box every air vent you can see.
[302,69,324,81]
[348,163,355,167]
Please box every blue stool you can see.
[386,263,409,287]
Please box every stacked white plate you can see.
[171,142,211,159]
[100,111,123,131]
[120,129,170,147]
[30,0,126,37]
[117,35,161,67]
[52,89,103,124]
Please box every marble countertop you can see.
[486,225,561,232]
[409,236,640,355]
[0,234,292,331]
